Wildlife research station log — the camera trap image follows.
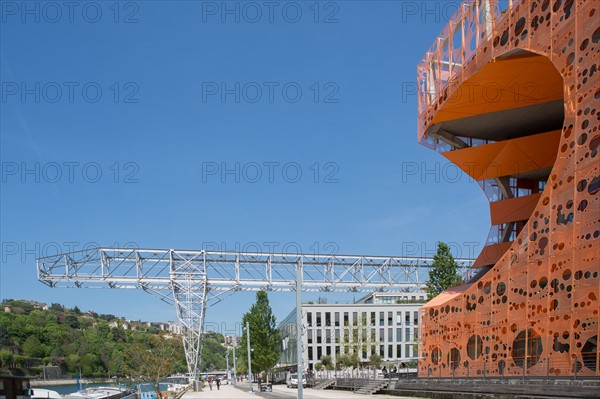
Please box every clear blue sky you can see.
[1,1,488,334]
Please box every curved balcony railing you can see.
[417,0,520,136]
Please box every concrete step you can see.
[313,379,336,390]
[354,380,388,395]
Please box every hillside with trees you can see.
[0,299,227,378]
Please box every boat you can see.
[165,375,190,393]
[31,389,62,399]
[63,387,135,399]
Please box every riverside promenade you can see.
[182,383,418,398]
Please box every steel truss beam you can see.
[37,247,474,379]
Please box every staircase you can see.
[354,380,388,395]
[313,379,336,390]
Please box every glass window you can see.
[388,311,393,325]
[307,312,312,327]
[396,344,402,358]
[317,346,322,360]
[353,312,358,326]
[379,345,385,356]
[379,328,384,340]
[308,346,313,360]
[316,312,321,327]
[405,328,410,341]
[379,312,384,326]
[335,312,340,327]
[326,346,331,355]
[317,329,322,343]
[308,330,313,344]
[344,312,349,326]
[388,328,393,342]
[414,311,419,325]
[405,313,410,325]
[325,312,331,327]
[326,329,331,343]
[370,312,376,327]
[388,344,393,358]
[396,311,402,325]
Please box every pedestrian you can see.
[216,377,221,390]
[208,376,213,390]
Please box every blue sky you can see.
[1,1,488,333]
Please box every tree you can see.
[320,355,333,370]
[0,349,13,367]
[0,324,11,346]
[123,335,182,399]
[425,242,462,299]
[238,291,280,379]
[201,332,227,371]
[337,315,381,365]
[23,335,45,358]
[368,354,382,369]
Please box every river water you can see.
[35,383,168,395]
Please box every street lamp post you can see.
[226,351,230,385]
[296,260,304,399]
[232,344,237,384]
[246,321,253,393]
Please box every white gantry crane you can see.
[36,247,474,382]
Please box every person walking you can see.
[216,377,221,390]
[208,376,213,390]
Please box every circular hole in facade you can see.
[582,335,598,371]
[431,347,442,365]
[467,335,483,360]
[448,348,461,370]
[511,329,544,368]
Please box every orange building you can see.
[417,0,599,377]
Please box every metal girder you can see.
[37,247,474,293]
[36,247,474,379]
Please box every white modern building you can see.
[278,292,427,370]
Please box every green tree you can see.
[0,349,14,367]
[368,354,382,368]
[336,353,359,368]
[320,355,333,370]
[238,291,280,379]
[0,324,11,346]
[123,336,181,399]
[425,242,462,300]
[23,335,45,358]
[201,332,227,371]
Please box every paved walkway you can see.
[182,383,420,399]
[182,384,256,398]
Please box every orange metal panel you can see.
[471,242,512,268]
[490,193,542,226]
[430,55,564,125]
[416,0,600,379]
[442,130,561,180]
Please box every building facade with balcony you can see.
[416,0,599,378]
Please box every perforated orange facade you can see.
[417,0,599,377]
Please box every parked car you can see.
[286,373,307,388]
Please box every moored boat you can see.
[63,387,135,399]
